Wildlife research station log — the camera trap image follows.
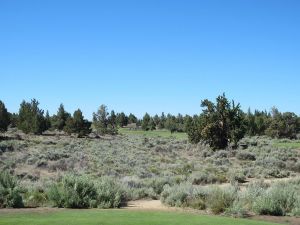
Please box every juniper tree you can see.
[142,113,151,130]
[0,101,10,133]
[64,109,91,137]
[17,99,46,134]
[53,104,70,130]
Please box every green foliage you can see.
[23,188,47,208]
[0,171,23,208]
[17,99,47,134]
[245,109,270,136]
[188,94,246,149]
[95,177,125,208]
[0,100,10,133]
[64,109,91,137]
[206,186,237,214]
[142,113,151,131]
[93,105,117,135]
[252,181,300,216]
[52,104,71,130]
[266,108,299,139]
[116,112,128,127]
[48,175,97,208]
[48,175,124,209]
[128,113,138,124]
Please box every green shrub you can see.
[206,186,237,214]
[252,182,299,216]
[48,175,97,208]
[48,175,125,209]
[236,151,256,161]
[185,197,206,210]
[161,183,208,209]
[95,177,125,208]
[23,189,47,208]
[0,171,24,208]
[228,169,246,184]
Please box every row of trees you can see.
[185,94,300,149]
[1,96,300,148]
[0,100,138,137]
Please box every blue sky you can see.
[1,0,299,119]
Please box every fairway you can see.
[119,128,188,139]
[273,141,300,149]
[0,209,277,225]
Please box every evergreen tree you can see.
[116,112,128,127]
[52,104,70,130]
[108,110,117,128]
[142,113,151,130]
[44,110,52,131]
[17,99,46,134]
[93,105,117,135]
[64,109,91,137]
[158,112,166,129]
[187,94,246,149]
[128,113,137,124]
[0,101,10,133]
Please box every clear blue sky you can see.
[1,0,299,119]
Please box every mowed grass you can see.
[119,128,188,140]
[273,140,300,149]
[0,209,277,225]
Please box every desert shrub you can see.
[0,171,24,208]
[184,197,206,210]
[206,186,237,214]
[23,188,47,207]
[189,171,226,185]
[48,175,97,208]
[236,151,256,161]
[161,182,209,209]
[291,161,300,173]
[214,150,228,158]
[225,200,248,218]
[228,169,246,184]
[252,181,300,216]
[161,183,194,207]
[151,177,178,193]
[48,175,125,209]
[95,177,125,208]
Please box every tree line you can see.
[0,95,300,149]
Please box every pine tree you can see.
[53,104,70,130]
[0,101,10,133]
[17,99,46,134]
[64,109,91,137]
[142,113,151,131]
[93,105,110,135]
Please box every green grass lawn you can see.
[0,209,277,225]
[273,140,300,149]
[119,128,188,140]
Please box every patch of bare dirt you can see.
[251,215,300,225]
[124,200,173,211]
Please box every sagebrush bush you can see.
[206,186,237,214]
[48,175,125,209]
[0,171,24,208]
[23,189,47,208]
[252,181,300,216]
[48,175,97,208]
[228,169,246,184]
[236,151,256,161]
[95,177,125,208]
